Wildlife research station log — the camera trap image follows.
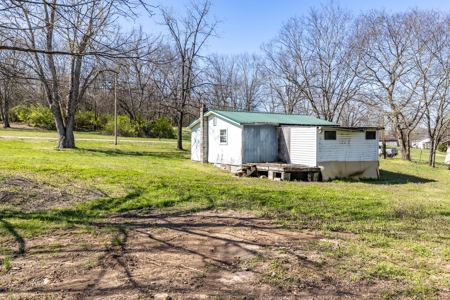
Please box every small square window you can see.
[324,131,336,140]
[220,129,227,144]
[366,131,376,140]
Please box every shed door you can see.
[242,125,277,163]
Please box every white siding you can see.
[190,124,201,161]
[290,127,317,166]
[207,115,242,165]
[317,130,379,162]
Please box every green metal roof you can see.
[207,110,337,126]
[187,110,338,128]
[186,110,338,128]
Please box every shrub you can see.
[104,115,136,137]
[75,110,108,131]
[103,115,153,138]
[134,116,153,137]
[11,104,55,130]
[75,110,95,131]
[10,105,32,122]
[28,105,56,130]
[151,116,175,139]
[437,143,448,153]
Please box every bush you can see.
[11,104,55,130]
[104,115,136,137]
[103,115,153,138]
[10,105,158,137]
[75,110,108,131]
[10,105,32,122]
[437,143,448,153]
[75,110,95,131]
[134,116,153,137]
[151,116,175,139]
[28,105,56,130]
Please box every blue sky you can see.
[134,0,450,55]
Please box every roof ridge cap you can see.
[211,109,309,117]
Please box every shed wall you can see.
[290,127,317,166]
[319,161,379,180]
[207,115,242,165]
[242,125,277,163]
[278,127,291,163]
[191,124,201,161]
[317,130,379,162]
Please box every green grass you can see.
[2,254,12,272]
[0,129,450,298]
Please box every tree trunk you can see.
[397,128,411,161]
[0,88,4,123]
[3,88,10,128]
[51,101,76,149]
[0,84,11,128]
[428,138,437,168]
[177,111,184,150]
[55,124,76,149]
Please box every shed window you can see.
[324,131,336,140]
[213,116,217,126]
[366,131,376,140]
[220,129,227,144]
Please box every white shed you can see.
[417,138,431,149]
[280,127,380,179]
[188,107,382,180]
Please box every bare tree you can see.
[355,10,430,161]
[160,0,219,150]
[262,28,309,114]
[0,45,29,128]
[414,11,450,166]
[116,28,163,122]
[0,0,152,148]
[235,53,265,112]
[262,1,361,121]
[203,53,237,109]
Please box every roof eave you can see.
[186,118,200,129]
[325,126,384,132]
[205,110,241,126]
[186,110,243,129]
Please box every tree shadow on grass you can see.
[0,188,147,258]
[0,218,25,256]
[371,170,435,184]
[79,148,189,160]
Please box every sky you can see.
[131,0,450,55]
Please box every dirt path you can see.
[0,208,401,300]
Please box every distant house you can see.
[188,106,382,181]
[417,138,431,149]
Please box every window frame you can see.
[324,131,336,140]
[365,131,376,140]
[219,129,228,144]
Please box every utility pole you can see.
[114,72,118,145]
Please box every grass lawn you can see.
[1,128,450,298]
